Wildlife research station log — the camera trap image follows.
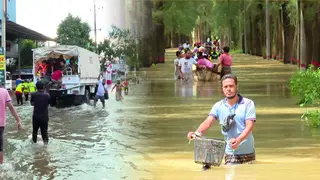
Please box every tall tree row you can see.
[124,0,320,69]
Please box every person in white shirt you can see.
[174,50,183,80]
[178,49,197,82]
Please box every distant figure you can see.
[23,79,30,101]
[123,79,129,95]
[112,80,124,101]
[178,49,197,82]
[30,81,50,145]
[94,73,108,108]
[216,46,232,80]
[105,61,113,85]
[0,84,22,164]
[15,81,24,105]
[15,75,22,87]
[197,52,214,70]
[174,50,183,80]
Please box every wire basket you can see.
[194,137,226,167]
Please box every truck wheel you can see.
[84,89,91,105]
[74,95,84,106]
[50,96,57,107]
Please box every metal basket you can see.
[194,137,226,167]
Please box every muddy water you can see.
[131,50,320,180]
[2,50,320,180]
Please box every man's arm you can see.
[196,116,215,135]
[7,102,22,123]
[236,120,254,143]
[236,101,256,143]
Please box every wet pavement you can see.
[2,49,320,180]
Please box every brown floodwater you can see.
[2,49,320,180]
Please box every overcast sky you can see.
[16,0,124,43]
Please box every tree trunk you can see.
[313,9,320,68]
[299,0,306,70]
[282,3,296,64]
[303,3,313,68]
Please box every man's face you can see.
[222,78,237,99]
[102,79,106,85]
[185,51,192,59]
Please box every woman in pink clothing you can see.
[216,46,232,79]
[196,52,219,73]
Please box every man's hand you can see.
[17,121,22,131]
[187,132,195,140]
[230,138,240,150]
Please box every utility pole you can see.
[93,0,97,50]
[91,0,102,52]
[266,0,271,60]
[0,0,7,86]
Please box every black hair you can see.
[176,51,182,57]
[221,74,238,85]
[223,46,230,53]
[197,51,203,57]
[184,48,191,53]
[36,81,44,90]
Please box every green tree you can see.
[57,14,91,48]
[98,26,138,70]
[20,39,36,67]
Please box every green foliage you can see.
[301,110,320,128]
[286,0,299,26]
[98,26,138,71]
[20,39,36,67]
[290,65,320,128]
[290,65,320,104]
[153,0,199,36]
[57,14,91,48]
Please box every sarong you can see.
[116,91,122,101]
[225,152,255,165]
[220,66,232,79]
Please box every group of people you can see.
[174,41,233,82]
[93,72,130,108]
[0,72,131,164]
[14,78,36,105]
[35,54,81,91]
[0,80,49,164]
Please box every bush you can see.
[290,65,320,128]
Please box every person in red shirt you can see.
[123,79,129,95]
[216,46,232,80]
[47,69,63,91]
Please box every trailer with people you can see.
[32,45,101,106]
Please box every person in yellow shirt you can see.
[15,81,24,105]
[23,80,30,101]
[29,79,36,93]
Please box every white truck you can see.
[32,45,100,106]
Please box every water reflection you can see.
[29,146,56,179]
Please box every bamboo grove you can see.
[124,0,320,69]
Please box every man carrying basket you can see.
[187,74,256,166]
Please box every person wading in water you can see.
[30,81,51,145]
[187,74,257,168]
[216,46,232,80]
[0,83,22,163]
[178,49,197,82]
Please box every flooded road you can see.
[2,49,320,180]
